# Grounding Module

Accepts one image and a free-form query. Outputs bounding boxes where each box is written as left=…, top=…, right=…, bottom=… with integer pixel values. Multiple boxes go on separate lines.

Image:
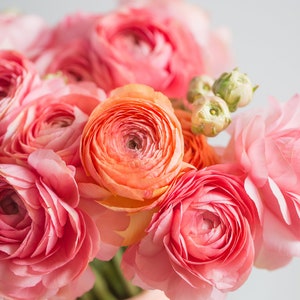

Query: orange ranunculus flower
left=80, top=83, right=186, bottom=211
left=175, top=109, right=219, bottom=169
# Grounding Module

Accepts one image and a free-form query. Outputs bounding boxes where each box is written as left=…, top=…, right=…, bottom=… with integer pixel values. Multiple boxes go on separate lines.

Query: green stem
left=92, top=261, right=118, bottom=300
left=78, top=248, right=142, bottom=299
left=110, top=250, right=141, bottom=297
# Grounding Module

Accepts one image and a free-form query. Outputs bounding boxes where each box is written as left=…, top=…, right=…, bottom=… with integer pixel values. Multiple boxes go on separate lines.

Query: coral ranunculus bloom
left=80, top=83, right=187, bottom=211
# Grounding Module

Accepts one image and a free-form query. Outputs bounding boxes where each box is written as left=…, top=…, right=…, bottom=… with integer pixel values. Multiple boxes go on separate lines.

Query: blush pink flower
left=0, top=11, right=52, bottom=61
left=0, top=76, right=105, bottom=166
left=80, top=83, right=188, bottom=211
left=88, top=0, right=233, bottom=98
left=122, top=164, right=260, bottom=300
left=222, top=95, right=300, bottom=269
left=0, top=149, right=99, bottom=300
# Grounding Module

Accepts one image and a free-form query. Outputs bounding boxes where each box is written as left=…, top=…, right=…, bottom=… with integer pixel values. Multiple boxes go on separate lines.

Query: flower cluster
left=0, top=1, right=299, bottom=300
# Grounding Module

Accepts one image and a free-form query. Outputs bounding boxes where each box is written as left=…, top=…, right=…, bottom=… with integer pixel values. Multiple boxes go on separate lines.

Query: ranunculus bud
left=212, top=68, right=258, bottom=112
left=187, top=75, right=214, bottom=103
left=191, top=95, right=231, bottom=137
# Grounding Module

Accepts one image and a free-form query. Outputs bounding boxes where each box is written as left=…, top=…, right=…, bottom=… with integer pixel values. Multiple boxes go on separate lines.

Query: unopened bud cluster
left=187, top=68, right=257, bottom=137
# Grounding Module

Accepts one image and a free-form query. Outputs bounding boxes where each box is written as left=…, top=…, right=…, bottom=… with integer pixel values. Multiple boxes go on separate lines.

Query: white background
left=0, top=1, right=299, bottom=299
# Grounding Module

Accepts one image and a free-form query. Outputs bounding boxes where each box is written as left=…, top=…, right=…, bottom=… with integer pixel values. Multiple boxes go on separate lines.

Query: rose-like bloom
left=175, top=109, right=219, bottom=169
left=80, top=83, right=188, bottom=211
left=0, top=11, right=52, bottom=61
left=0, top=50, right=40, bottom=123
left=122, top=0, right=234, bottom=76
left=122, top=164, right=260, bottom=300
left=88, top=0, right=233, bottom=99
left=222, top=95, right=300, bottom=269
left=0, top=150, right=99, bottom=299
left=0, top=76, right=105, bottom=166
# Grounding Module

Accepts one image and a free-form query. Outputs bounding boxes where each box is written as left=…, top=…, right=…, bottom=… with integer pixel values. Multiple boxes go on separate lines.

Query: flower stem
left=79, top=248, right=142, bottom=299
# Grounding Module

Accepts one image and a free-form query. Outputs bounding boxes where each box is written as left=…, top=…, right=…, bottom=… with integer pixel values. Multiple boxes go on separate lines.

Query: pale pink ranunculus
left=0, top=11, right=52, bottom=61
left=222, top=95, right=300, bottom=269
left=0, top=76, right=106, bottom=166
left=122, top=164, right=260, bottom=300
left=0, top=149, right=100, bottom=300
left=88, top=0, right=233, bottom=99
left=0, top=50, right=40, bottom=124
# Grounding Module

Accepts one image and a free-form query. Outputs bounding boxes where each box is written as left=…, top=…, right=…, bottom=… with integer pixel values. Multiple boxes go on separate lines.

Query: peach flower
left=80, top=83, right=188, bottom=211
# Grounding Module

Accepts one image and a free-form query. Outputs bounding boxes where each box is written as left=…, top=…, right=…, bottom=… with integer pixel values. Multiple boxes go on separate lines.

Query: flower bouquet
left=0, top=0, right=299, bottom=300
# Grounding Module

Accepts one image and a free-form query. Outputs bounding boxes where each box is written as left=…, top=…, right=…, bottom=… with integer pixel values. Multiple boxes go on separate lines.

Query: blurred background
left=0, top=0, right=299, bottom=299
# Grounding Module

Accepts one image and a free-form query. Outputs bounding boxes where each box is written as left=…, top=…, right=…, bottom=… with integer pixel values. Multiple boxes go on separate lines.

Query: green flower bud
left=187, top=75, right=214, bottom=103
left=191, top=95, right=231, bottom=137
left=212, top=68, right=258, bottom=112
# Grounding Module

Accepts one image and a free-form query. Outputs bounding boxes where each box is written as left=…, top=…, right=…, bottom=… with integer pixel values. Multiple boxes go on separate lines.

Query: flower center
left=0, top=196, right=19, bottom=215
left=126, top=135, right=143, bottom=151
left=46, top=115, right=74, bottom=128
left=127, top=139, right=141, bottom=150
left=200, top=211, right=220, bottom=233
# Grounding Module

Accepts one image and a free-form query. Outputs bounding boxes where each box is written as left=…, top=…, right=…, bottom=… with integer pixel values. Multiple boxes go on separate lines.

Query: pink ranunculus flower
left=0, top=76, right=106, bottom=166
left=0, top=149, right=100, bottom=300
left=88, top=0, right=233, bottom=99
left=122, top=164, right=260, bottom=300
left=0, top=11, right=52, bottom=61
left=222, top=95, right=300, bottom=269
left=0, top=50, right=40, bottom=123
left=118, top=0, right=234, bottom=77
